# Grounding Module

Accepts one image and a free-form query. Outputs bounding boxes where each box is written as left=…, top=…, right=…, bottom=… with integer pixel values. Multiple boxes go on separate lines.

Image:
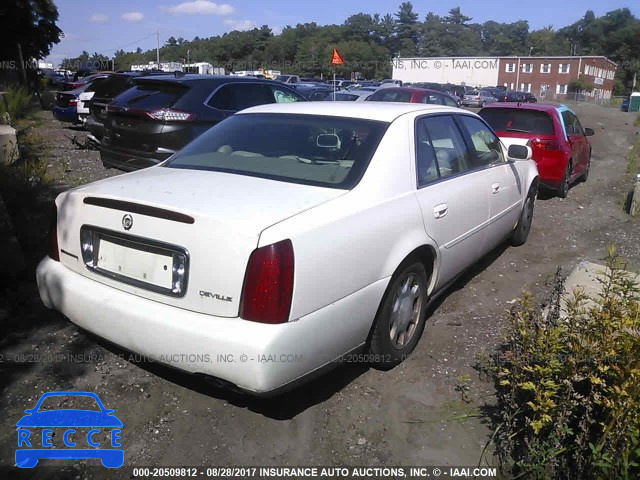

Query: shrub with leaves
left=491, top=248, right=640, bottom=479
left=0, top=86, right=33, bottom=125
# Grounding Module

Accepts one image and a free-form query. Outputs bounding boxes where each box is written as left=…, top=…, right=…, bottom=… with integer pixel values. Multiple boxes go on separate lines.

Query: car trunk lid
left=55, top=167, right=345, bottom=318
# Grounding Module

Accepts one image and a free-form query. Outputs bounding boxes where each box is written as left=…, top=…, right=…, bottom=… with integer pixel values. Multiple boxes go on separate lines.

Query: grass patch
left=484, top=249, right=640, bottom=479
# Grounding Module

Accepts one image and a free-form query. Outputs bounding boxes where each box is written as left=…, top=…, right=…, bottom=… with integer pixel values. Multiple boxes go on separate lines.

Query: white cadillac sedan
left=37, top=103, right=538, bottom=394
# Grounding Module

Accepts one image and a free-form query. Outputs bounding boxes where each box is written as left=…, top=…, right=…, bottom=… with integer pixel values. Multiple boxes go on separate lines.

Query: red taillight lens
left=240, top=240, right=294, bottom=324
left=49, top=205, right=59, bottom=261
left=145, top=108, right=195, bottom=122
left=530, top=138, right=561, bottom=151
left=69, top=98, right=78, bottom=106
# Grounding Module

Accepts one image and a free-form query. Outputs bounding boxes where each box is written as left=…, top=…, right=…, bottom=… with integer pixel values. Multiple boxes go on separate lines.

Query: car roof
left=374, top=86, right=446, bottom=95
left=238, top=102, right=461, bottom=122
left=133, top=74, right=285, bottom=85
left=481, top=102, right=559, bottom=114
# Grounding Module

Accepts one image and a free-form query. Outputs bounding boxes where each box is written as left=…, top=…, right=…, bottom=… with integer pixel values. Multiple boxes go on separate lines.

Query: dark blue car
left=16, top=391, right=123, bottom=468
left=52, top=85, right=88, bottom=124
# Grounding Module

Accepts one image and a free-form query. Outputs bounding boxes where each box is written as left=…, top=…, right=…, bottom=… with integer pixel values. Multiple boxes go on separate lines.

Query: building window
left=540, top=63, right=551, bottom=74
left=556, top=84, right=567, bottom=95
left=505, top=63, right=515, bottom=73
left=559, top=63, right=570, bottom=74
left=519, top=83, right=531, bottom=92
left=521, top=63, right=533, bottom=73
left=509, top=82, right=515, bottom=90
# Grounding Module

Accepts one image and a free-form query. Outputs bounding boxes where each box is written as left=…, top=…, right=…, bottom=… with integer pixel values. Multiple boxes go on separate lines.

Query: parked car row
left=38, top=59, right=598, bottom=396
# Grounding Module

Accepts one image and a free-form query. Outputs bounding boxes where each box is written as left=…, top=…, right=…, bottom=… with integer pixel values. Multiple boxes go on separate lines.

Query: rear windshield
left=479, top=108, right=555, bottom=136
left=94, top=75, right=135, bottom=99
left=370, top=90, right=412, bottom=102
left=112, top=81, right=189, bottom=109
left=165, top=113, right=389, bottom=189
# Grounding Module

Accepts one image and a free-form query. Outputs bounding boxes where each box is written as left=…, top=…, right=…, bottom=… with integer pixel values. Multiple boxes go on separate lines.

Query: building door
left=539, top=84, right=547, bottom=99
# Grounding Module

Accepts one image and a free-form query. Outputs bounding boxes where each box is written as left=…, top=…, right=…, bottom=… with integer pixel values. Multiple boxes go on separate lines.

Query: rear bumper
left=36, top=257, right=383, bottom=393
left=52, top=106, right=79, bottom=124
left=534, top=154, right=570, bottom=189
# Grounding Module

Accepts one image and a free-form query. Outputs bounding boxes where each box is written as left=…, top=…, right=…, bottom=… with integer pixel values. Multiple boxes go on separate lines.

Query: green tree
left=0, top=0, right=62, bottom=64
left=394, top=2, right=421, bottom=56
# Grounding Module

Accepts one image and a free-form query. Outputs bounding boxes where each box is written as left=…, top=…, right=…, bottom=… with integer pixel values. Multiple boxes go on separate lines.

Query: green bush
left=489, top=249, right=640, bottom=479
left=0, top=86, right=33, bottom=125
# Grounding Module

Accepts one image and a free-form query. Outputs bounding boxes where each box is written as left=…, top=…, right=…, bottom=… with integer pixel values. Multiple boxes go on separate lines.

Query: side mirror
left=508, top=144, right=532, bottom=161
left=584, top=127, right=595, bottom=136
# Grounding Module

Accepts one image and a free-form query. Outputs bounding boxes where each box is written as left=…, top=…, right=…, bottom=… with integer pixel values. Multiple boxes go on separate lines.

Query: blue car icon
left=16, top=391, right=123, bottom=468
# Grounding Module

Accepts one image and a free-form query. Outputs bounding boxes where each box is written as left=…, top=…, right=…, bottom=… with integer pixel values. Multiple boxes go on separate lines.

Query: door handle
left=433, top=204, right=448, bottom=219
left=492, top=183, right=500, bottom=194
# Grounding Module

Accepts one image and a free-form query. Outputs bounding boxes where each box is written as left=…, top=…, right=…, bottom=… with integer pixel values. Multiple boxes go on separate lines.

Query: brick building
left=498, top=56, right=616, bottom=100
left=392, top=55, right=617, bottom=100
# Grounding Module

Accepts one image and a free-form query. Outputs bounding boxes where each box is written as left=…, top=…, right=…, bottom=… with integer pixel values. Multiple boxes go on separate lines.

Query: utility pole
left=156, top=30, right=161, bottom=70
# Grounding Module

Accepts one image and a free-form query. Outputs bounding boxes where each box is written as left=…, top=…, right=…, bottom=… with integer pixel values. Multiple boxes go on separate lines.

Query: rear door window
left=415, top=115, right=471, bottom=185
left=479, top=108, right=555, bottom=136
left=208, top=83, right=273, bottom=111
left=561, top=110, right=579, bottom=135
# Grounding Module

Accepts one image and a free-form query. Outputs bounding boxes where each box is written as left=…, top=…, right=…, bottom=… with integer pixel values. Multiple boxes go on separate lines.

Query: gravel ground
left=0, top=105, right=638, bottom=479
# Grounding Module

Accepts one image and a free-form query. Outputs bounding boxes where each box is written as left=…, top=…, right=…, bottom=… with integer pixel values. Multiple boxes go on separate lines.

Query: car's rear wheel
left=481, top=101, right=486, bottom=107
left=510, top=185, right=536, bottom=246
left=558, top=161, right=572, bottom=198
left=369, top=262, right=428, bottom=369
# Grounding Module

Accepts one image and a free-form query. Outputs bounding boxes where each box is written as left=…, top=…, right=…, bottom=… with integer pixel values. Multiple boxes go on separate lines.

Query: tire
left=481, top=101, right=486, bottom=107
left=558, top=162, right=572, bottom=198
left=580, top=153, right=591, bottom=183
left=369, top=262, right=429, bottom=368
left=510, top=186, right=536, bottom=246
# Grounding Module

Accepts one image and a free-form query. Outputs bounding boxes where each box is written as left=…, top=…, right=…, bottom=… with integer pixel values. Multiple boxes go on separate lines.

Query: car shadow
left=81, top=329, right=369, bottom=420
left=424, top=241, right=510, bottom=316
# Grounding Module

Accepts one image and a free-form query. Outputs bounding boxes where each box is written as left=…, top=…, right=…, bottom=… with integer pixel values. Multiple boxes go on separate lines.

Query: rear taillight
left=240, top=239, right=294, bottom=324
left=145, top=108, right=195, bottom=122
left=530, top=138, right=561, bottom=151
left=69, top=98, right=78, bottom=106
left=48, top=205, right=59, bottom=261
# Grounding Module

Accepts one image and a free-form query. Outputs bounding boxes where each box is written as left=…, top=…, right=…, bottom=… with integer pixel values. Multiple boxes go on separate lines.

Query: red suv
left=479, top=103, right=594, bottom=197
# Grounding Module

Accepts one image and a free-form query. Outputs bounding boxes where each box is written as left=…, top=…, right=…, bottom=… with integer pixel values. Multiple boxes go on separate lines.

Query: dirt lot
left=0, top=104, right=639, bottom=478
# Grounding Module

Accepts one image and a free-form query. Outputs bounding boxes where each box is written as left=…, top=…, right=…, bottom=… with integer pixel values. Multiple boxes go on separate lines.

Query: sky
left=47, top=0, right=640, bottom=65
